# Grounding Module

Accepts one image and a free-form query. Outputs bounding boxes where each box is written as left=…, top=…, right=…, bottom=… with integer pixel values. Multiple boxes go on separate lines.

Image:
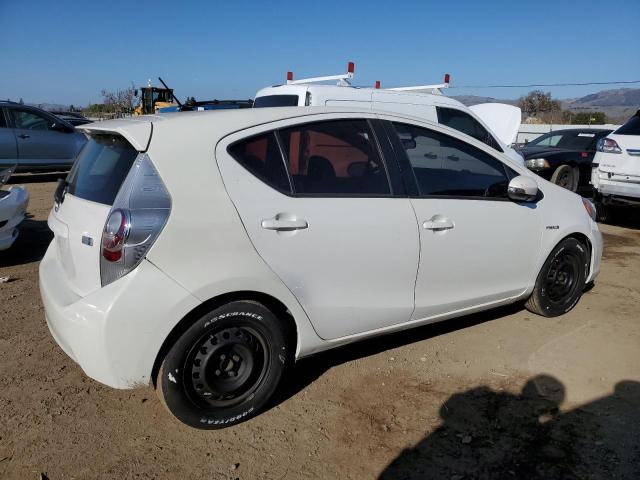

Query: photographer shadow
left=379, top=376, right=640, bottom=480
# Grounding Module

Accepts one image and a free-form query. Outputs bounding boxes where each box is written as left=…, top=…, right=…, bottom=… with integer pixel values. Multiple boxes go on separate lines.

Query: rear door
left=8, top=107, right=81, bottom=169
left=217, top=115, right=419, bottom=340
left=0, top=107, right=18, bottom=169
left=48, top=133, right=139, bottom=296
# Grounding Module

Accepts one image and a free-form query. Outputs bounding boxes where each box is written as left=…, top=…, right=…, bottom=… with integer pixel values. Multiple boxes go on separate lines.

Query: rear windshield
left=66, top=134, right=138, bottom=205
left=253, top=95, right=299, bottom=108
left=615, top=113, right=640, bottom=136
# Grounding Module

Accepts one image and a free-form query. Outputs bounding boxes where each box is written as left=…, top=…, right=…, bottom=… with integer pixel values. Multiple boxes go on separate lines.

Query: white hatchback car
left=40, top=107, right=602, bottom=429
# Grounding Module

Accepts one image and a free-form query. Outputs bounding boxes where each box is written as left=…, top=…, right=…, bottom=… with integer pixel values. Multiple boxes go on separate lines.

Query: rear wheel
left=550, top=165, right=577, bottom=192
left=157, top=301, right=289, bottom=429
left=525, top=238, right=589, bottom=317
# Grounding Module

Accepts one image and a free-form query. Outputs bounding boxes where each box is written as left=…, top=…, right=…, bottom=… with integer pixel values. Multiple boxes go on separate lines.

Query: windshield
left=528, top=131, right=598, bottom=150
left=66, top=134, right=138, bottom=205
left=253, top=95, right=300, bottom=108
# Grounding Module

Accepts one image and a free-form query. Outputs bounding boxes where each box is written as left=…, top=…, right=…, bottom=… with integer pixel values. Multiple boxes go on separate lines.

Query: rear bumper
left=0, top=185, right=29, bottom=250
left=39, top=244, right=200, bottom=389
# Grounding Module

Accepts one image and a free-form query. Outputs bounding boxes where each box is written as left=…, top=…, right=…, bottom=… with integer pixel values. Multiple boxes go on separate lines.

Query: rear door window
left=436, top=107, right=503, bottom=152
left=278, top=119, right=391, bottom=196
left=66, top=134, right=138, bottom=205
left=615, top=113, right=640, bottom=135
left=0, top=109, right=7, bottom=128
left=253, top=95, right=300, bottom=108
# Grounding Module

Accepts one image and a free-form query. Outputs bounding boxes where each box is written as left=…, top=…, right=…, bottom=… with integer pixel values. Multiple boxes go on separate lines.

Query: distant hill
left=452, top=88, right=639, bottom=123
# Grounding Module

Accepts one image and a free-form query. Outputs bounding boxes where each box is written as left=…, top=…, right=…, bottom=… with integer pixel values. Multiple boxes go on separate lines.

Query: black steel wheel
left=525, top=238, right=589, bottom=317
left=157, top=301, right=290, bottom=429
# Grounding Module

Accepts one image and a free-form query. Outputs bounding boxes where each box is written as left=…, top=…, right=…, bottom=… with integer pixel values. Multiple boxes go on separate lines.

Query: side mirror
left=51, top=122, right=72, bottom=133
left=508, top=175, right=539, bottom=202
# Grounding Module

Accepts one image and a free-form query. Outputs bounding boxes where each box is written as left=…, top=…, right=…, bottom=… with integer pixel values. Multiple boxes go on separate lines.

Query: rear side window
left=393, top=122, right=510, bottom=198
left=67, top=134, right=138, bottom=205
left=615, top=113, right=640, bottom=135
left=436, top=107, right=503, bottom=152
left=253, top=95, right=300, bottom=108
left=0, top=109, right=6, bottom=128
left=228, top=132, right=291, bottom=193
left=278, top=119, right=390, bottom=196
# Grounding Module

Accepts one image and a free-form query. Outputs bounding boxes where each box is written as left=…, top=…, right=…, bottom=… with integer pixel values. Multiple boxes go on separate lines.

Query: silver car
left=0, top=101, right=86, bottom=172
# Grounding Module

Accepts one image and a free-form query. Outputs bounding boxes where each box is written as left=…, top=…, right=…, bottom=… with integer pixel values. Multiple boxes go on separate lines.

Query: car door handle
left=423, top=217, right=455, bottom=231
left=424, top=152, right=438, bottom=159
left=261, top=217, right=308, bottom=231
left=18, top=133, right=30, bottom=139
left=447, top=155, right=459, bottom=161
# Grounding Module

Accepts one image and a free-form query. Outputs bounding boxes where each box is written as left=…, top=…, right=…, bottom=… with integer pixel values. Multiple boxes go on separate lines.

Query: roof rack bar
left=287, top=62, right=355, bottom=86
left=385, top=74, right=451, bottom=94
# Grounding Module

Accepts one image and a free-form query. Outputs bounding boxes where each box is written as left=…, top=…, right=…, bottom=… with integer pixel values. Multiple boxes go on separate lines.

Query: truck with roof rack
left=254, top=62, right=524, bottom=166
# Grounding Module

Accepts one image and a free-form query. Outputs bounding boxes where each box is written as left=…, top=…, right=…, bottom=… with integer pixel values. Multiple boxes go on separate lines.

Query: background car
left=0, top=101, right=86, bottom=172
left=591, top=110, right=640, bottom=221
left=516, top=128, right=612, bottom=192
left=0, top=164, right=29, bottom=250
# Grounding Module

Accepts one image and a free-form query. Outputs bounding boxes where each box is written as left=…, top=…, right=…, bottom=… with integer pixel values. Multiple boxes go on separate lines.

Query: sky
left=1, top=0, right=639, bottom=106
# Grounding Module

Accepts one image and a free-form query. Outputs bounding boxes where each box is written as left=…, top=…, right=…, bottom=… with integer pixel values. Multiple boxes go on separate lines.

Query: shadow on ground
left=0, top=216, right=52, bottom=268
left=378, top=376, right=640, bottom=480
left=601, top=207, right=640, bottom=230
left=274, top=303, right=524, bottom=409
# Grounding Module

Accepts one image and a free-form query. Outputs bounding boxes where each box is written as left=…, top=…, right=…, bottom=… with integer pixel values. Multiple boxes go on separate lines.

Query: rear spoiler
left=78, top=118, right=155, bottom=151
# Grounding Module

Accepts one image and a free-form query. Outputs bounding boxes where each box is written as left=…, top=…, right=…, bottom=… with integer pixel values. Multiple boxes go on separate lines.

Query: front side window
left=278, top=119, right=390, bottom=195
left=11, top=108, right=54, bottom=131
left=436, top=107, right=502, bottom=152
left=393, top=122, right=510, bottom=198
left=0, top=109, right=7, bottom=128
left=228, top=132, right=291, bottom=193
left=253, top=95, right=300, bottom=108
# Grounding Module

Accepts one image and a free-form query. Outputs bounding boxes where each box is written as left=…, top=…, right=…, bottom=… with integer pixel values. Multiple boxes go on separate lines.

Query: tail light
left=100, top=153, right=171, bottom=286
left=444, top=73, right=451, bottom=85
left=596, top=138, right=622, bottom=154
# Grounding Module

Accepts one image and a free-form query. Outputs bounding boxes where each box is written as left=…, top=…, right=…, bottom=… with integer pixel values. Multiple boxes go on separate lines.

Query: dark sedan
left=516, top=128, right=612, bottom=192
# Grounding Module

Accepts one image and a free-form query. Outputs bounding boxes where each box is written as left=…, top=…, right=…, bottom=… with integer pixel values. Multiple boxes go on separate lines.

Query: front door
left=217, top=116, right=420, bottom=340
left=388, top=120, right=541, bottom=319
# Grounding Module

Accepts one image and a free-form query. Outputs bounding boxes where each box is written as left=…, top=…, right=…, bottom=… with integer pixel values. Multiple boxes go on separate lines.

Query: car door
left=8, top=107, right=82, bottom=170
left=0, top=107, right=18, bottom=169
left=386, top=119, right=542, bottom=319
left=216, top=115, right=420, bottom=340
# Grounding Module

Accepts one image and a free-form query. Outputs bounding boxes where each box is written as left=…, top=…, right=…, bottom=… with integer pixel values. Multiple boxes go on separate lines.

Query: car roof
left=79, top=106, right=450, bottom=152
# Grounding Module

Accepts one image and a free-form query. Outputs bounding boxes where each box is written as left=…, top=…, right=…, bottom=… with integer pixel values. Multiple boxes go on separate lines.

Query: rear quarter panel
left=143, top=118, right=322, bottom=358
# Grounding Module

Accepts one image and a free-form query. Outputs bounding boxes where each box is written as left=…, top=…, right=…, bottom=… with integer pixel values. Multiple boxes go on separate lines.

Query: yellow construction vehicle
left=133, top=77, right=181, bottom=115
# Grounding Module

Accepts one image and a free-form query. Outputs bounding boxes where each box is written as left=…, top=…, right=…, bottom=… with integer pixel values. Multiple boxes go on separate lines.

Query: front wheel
left=157, top=301, right=289, bottom=429
left=525, top=238, right=589, bottom=317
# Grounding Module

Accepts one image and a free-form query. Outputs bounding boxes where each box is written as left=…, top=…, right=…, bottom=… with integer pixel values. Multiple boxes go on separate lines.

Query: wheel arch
left=150, top=290, right=298, bottom=387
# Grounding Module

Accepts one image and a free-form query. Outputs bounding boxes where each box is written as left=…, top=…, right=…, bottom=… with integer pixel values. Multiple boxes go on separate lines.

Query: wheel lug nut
left=232, top=355, right=240, bottom=362
left=215, top=369, right=221, bottom=376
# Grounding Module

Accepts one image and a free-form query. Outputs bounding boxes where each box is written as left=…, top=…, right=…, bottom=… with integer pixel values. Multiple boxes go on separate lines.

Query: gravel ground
left=1, top=176, right=639, bottom=479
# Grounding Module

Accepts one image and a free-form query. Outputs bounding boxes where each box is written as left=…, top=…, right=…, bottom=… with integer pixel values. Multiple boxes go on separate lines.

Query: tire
left=550, top=165, right=577, bottom=192
left=157, top=301, right=289, bottom=429
left=525, top=238, right=589, bottom=317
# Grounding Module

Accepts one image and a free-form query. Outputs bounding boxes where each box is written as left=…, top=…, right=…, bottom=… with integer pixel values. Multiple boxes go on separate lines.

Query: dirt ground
left=1, top=176, right=639, bottom=480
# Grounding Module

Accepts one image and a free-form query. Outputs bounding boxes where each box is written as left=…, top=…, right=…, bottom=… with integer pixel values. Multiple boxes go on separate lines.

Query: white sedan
left=40, top=107, right=602, bottom=429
